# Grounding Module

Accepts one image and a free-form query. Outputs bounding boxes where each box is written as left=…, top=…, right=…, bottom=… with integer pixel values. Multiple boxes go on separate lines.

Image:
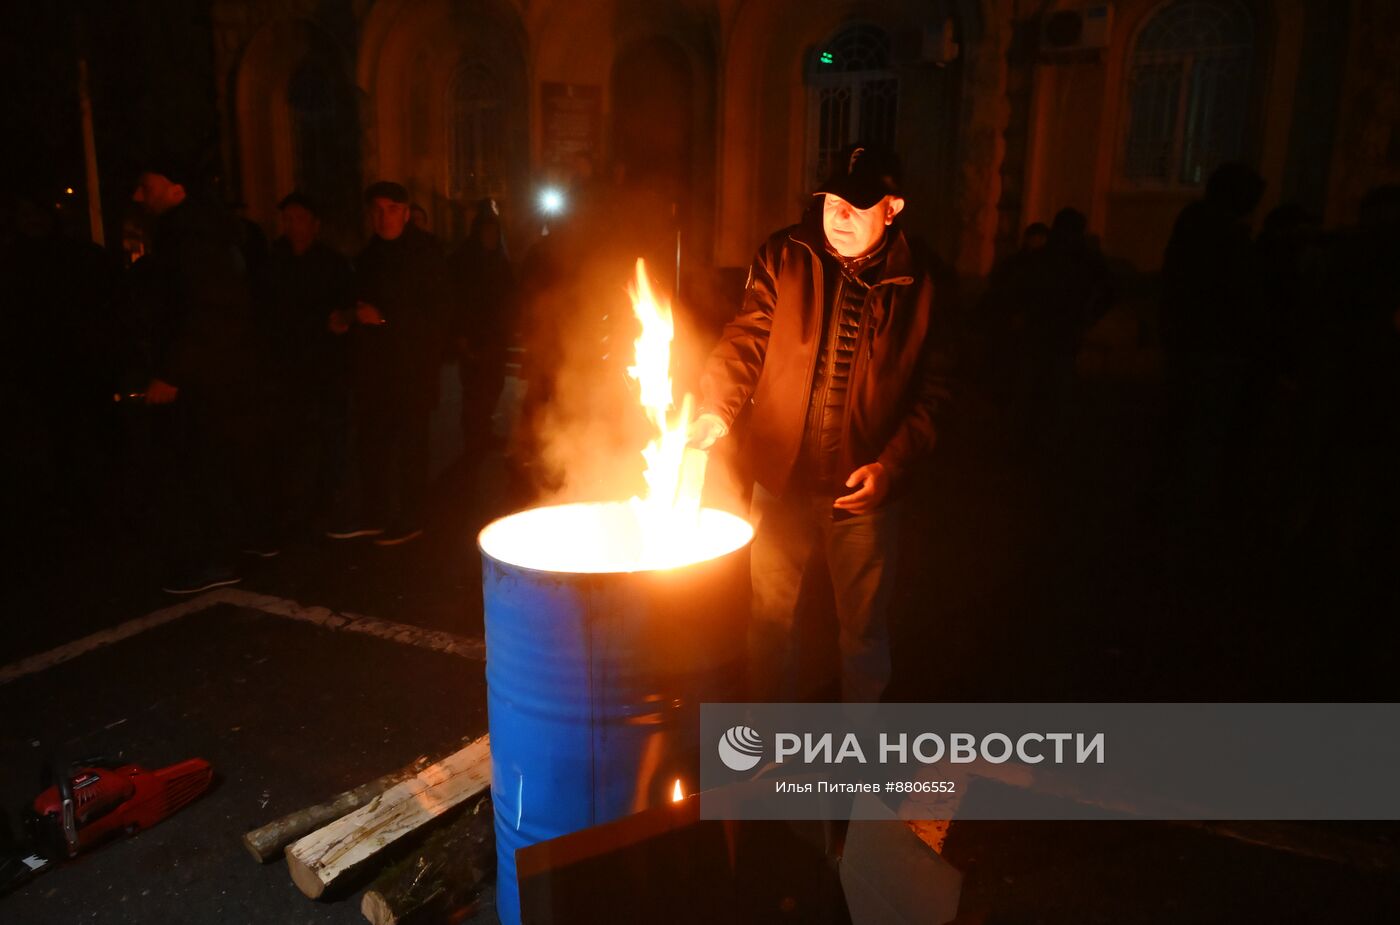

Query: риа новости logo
left=718, top=725, right=764, bottom=771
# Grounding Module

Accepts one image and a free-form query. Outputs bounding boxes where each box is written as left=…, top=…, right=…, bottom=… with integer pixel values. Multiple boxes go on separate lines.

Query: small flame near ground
left=479, top=258, right=752, bottom=573
left=672, top=778, right=685, bottom=802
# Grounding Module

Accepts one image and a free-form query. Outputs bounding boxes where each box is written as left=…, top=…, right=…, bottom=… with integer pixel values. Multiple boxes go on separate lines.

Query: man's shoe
left=161, top=567, right=242, bottom=595
left=241, top=544, right=281, bottom=558
left=325, top=524, right=384, bottom=540
left=374, top=524, right=424, bottom=547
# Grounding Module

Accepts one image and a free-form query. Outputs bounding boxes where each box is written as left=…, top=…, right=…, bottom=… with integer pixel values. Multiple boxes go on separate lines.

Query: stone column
left=952, top=0, right=1012, bottom=278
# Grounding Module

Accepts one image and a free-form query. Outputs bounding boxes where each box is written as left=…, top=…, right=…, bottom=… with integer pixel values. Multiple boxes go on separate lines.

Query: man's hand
left=145, top=378, right=179, bottom=405
left=833, top=462, right=889, bottom=515
left=355, top=302, right=386, bottom=326
left=328, top=310, right=351, bottom=334
left=687, top=413, right=729, bottom=451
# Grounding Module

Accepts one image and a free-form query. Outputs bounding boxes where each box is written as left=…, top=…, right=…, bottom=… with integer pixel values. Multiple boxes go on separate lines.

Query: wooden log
left=286, top=735, right=491, bottom=899
left=242, top=755, right=436, bottom=863
left=359, top=796, right=495, bottom=925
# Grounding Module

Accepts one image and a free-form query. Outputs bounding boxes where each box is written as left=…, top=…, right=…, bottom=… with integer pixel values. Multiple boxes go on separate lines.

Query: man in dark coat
left=329, top=181, right=449, bottom=545
left=263, top=191, right=354, bottom=531
left=1158, top=162, right=1266, bottom=522
left=690, top=145, right=952, bottom=703
left=130, top=163, right=256, bottom=593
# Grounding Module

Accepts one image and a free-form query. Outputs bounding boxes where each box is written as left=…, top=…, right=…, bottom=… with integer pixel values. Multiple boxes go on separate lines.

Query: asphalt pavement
left=3, top=372, right=1398, bottom=923
left=1, top=602, right=485, bottom=924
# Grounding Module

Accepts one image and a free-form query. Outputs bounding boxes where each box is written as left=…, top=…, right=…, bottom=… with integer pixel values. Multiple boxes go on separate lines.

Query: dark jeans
left=748, top=483, right=902, bottom=703
left=355, top=396, right=430, bottom=528
left=309, top=386, right=351, bottom=521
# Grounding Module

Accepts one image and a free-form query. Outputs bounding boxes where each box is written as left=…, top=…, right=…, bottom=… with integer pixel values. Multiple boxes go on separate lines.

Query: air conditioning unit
left=1040, top=3, right=1113, bottom=54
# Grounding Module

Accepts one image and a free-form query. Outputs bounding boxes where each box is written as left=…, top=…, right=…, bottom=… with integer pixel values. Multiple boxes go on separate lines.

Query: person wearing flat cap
left=690, top=144, right=952, bottom=703
left=328, top=180, right=450, bottom=547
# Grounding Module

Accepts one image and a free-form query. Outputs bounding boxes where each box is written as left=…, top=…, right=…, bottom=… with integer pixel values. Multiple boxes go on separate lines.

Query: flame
left=626, top=258, right=702, bottom=548
left=671, top=778, right=685, bottom=802
left=477, top=258, right=753, bottom=574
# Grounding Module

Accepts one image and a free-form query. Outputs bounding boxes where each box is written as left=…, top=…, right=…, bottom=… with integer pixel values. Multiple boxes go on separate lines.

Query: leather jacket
left=700, top=220, right=951, bottom=499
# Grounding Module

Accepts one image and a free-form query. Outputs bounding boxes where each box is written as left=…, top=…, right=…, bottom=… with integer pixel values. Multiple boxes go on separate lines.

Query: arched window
left=288, top=58, right=358, bottom=210
left=806, top=24, right=900, bottom=190
left=1122, top=0, right=1254, bottom=187
left=288, top=60, right=338, bottom=192
left=448, top=62, right=507, bottom=201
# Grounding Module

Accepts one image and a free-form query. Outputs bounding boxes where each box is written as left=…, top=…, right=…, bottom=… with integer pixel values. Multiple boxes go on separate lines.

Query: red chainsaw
left=1, top=756, right=213, bottom=894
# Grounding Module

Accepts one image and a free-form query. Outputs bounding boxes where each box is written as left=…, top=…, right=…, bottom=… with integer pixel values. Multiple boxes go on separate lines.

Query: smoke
left=530, top=337, right=650, bottom=505
left=510, top=175, right=749, bottom=516
left=513, top=245, right=653, bottom=506
left=513, top=257, right=747, bottom=517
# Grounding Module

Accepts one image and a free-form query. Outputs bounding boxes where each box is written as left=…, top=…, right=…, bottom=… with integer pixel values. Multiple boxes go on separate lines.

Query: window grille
left=1122, top=0, right=1254, bottom=187
left=806, top=24, right=900, bottom=190
left=288, top=61, right=338, bottom=194
left=448, top=63, right=507, bottom=201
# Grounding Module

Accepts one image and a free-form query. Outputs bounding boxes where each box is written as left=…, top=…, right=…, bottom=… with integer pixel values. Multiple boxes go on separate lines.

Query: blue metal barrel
left=480, top=506, right=751, bottom=925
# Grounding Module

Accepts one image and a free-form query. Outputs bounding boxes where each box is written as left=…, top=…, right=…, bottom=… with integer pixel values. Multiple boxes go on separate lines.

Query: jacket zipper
left=812, top=273, right=843, bottom=440
left=842, top=285, right=877, bottom=465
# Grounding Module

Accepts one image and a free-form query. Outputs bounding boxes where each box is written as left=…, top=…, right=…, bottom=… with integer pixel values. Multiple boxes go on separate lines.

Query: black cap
left=364, top=180, right=409, bottom=204
left=277, top=190, right=320, bottom=216
left=815, top=144, right=903, bottom=209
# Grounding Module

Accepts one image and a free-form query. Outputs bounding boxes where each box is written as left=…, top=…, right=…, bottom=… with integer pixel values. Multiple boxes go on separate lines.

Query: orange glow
left=478, top=501, right=750, bottom=573
left=671, top=778, right=685, bottom=802
left=478, top=259, right=754, bottom=573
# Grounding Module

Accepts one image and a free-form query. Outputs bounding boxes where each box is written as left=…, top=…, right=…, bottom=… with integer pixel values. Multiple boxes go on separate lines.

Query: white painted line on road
left=227, top=589, right=486, bottom=661
left=0, top=588, right=484, bottom=685
left=0, top=593, right=223, bottom=685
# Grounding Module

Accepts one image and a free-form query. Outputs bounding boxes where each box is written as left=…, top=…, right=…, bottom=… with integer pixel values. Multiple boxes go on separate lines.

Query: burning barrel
left=479, top=500, right=753, bottom=925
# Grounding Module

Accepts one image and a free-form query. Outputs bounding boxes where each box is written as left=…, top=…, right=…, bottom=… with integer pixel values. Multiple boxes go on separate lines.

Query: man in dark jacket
left=131, top=163, right=256, bottom=593
left=329, top=181, right=449, bottom=545
left=691, top=145, right=952, bottom=702
left=264, top=192, right=354, bottom=530
left=1158, top=163, right=1266, bottom=522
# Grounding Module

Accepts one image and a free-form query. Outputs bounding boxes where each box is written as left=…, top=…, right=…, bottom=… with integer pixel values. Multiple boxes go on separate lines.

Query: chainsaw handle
left=55, top=765, right=79, bottom=858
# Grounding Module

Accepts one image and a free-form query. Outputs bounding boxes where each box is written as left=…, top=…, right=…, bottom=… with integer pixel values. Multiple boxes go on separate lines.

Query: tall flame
left=477, top=258, right=752, bottom=575
left=626, top=259, right=704, bottom=553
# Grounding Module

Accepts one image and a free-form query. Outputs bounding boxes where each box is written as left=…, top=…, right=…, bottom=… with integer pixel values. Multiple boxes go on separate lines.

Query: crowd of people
left=1158, top=171, right=1399, bottom=597
left=2, top=157, right=1396, bottom=609
left=5, top=166, right=516, bottom=594
left=971, top=165, right=1399, bottom=600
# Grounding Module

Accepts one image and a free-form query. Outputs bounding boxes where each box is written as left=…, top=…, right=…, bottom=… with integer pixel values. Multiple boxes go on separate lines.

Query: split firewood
left=359, top=796, right=495, bottom=925
left=243, top=754, right=439, bottom=863
left=286, top=735, right=491, bottom=899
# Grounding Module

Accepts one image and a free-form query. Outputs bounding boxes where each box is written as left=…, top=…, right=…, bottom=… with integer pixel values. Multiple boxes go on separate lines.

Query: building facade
left=212, top=0, right=1397, bottom=275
